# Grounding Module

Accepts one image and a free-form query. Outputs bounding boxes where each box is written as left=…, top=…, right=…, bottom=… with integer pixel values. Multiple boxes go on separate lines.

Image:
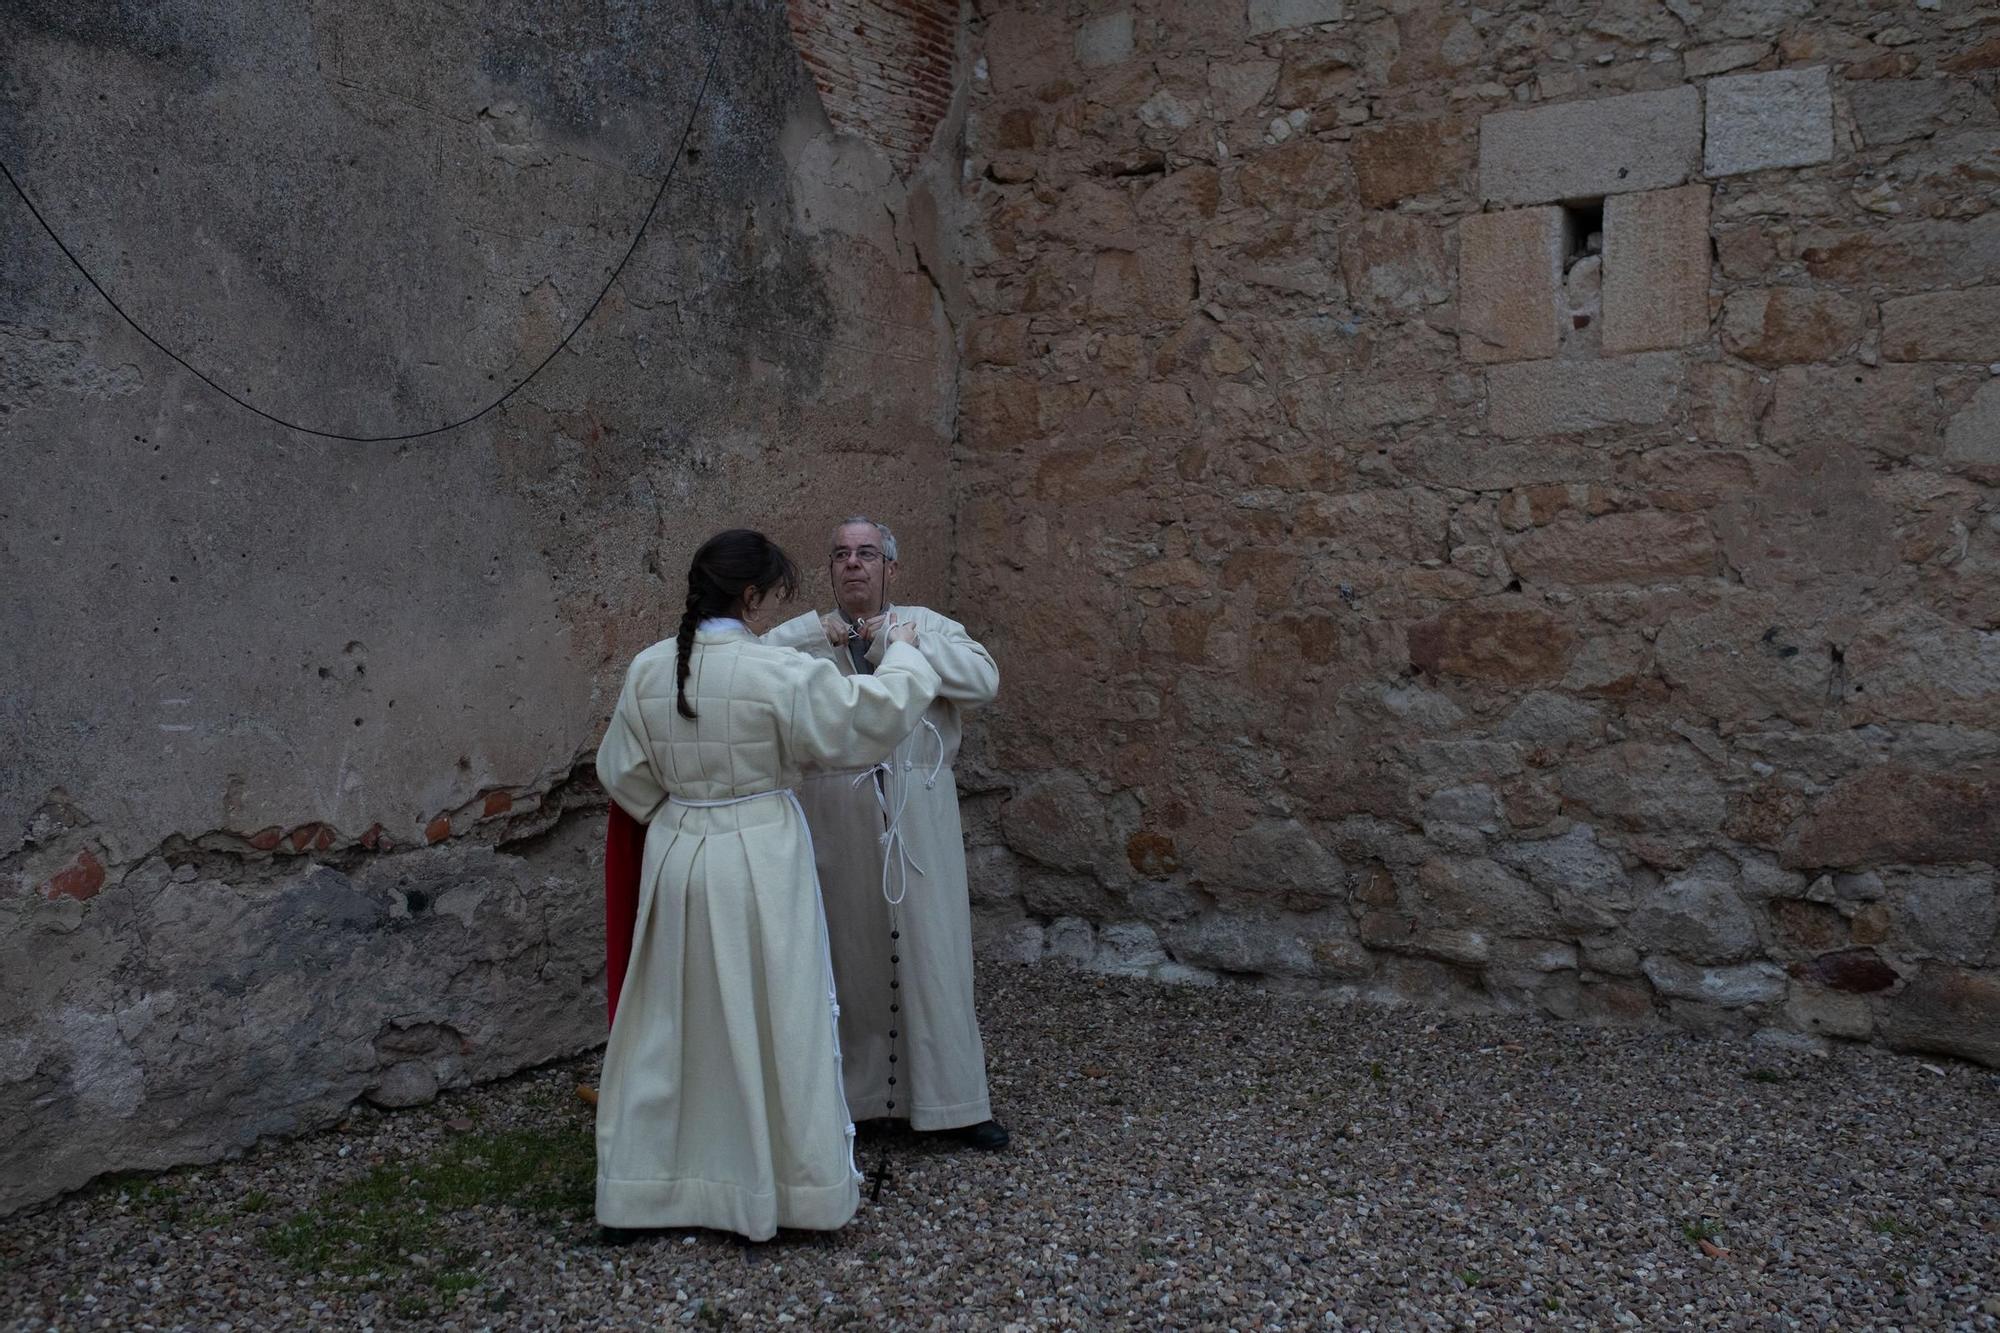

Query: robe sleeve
left=921, top=614, right=1000, bottom=707
left=781, top=642, right=942, bottom=772
left=594, top=678, right=669, bottom=823
left=758, top=608, right=827, bottom=652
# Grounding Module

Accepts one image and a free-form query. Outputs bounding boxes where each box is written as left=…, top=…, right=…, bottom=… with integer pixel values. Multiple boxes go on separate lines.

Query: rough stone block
left=1088, top=244, right=1196, bottom=320
left=1247, top=0, right=1343, bottom=36
left=1848, top=79, right=1955, bottom=147
left=984, top=12, right=1070, bottom=92
left=1075, top=11, right=1135, bottom=67
left=1718, top=287, right=1867, bottom=366
left=1603, top=185, right=1712, bottom=354
left=1406, top=602, right=1576, bottom=686
left=1880, top=964, right=2000, bottom=1067
left=1343, top=214, right=1450, bottom=313
left=1496, top=824, right=1632, bottom=928
left=1763, top=365, right=1942, bottom=459
left=1486, top=351, right=1683, bottom=437
left=1164, top=912, right=1319, bottom=976
left=1704, top=67, right=1834, bottom=176
left=1561, top=744, right=1727, bottom=835
left=1479, top=86, right=1701, bottom=205
left=1458, top=207, right=1564, bottom=363
left=1945, top=380, right=2000, bottom=468
left=1629, top=876, right=1760, bottom=963
left=1782, top=767, right=2000, bottom=869
left=1506, top=511, right=1718, bottom=585
left=1352, top=118, right=1467, bottom=209
left=1881, top=288, right=2000, bottom=363
left=1001, top=772, right=1112, bottom=873
left=1798, top=216, right=2000, bottom=287
left=1685, top=40, right=1772, bottom=78
left=1785, top=985, right=1874, bottom=1040
left=1643, top=956, right=1788, bottom=1007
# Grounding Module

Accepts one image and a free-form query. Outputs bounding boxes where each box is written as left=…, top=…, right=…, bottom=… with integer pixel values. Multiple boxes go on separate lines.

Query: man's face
left=829, top=522, right=896, bottom=618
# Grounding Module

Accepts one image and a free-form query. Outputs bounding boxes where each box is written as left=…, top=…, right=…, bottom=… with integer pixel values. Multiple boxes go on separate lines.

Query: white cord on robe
left=668, top=787, right=864, bottom=1184
left=849, top=719, right=946, bottom=907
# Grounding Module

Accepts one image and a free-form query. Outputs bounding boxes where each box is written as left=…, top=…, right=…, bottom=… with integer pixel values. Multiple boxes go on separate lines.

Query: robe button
left=890, top=980, right=899, bottom=990
left=888, top=1055, right=897, bottom=1064
left=889, top=1029, right=898, bottom=1039
left=891, top=931, right=900, bottom=940
left=891, top=955, right=899, bottom=964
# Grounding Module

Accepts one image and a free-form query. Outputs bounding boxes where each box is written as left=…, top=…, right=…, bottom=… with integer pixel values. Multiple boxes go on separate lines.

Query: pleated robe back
left=592, top=626, right=941, bottom=1239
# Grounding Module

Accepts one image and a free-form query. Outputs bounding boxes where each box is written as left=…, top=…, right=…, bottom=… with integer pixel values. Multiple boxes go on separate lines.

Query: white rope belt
left=847, top=720, right=946, bottom=907
left=663, top=786, right=864, bottom=1184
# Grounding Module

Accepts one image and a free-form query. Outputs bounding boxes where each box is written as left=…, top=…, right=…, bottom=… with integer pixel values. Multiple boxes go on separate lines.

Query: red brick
left=426, top=816, right=453, bottom=845
left=246, top=827, right=283, bottom=852
left=287, top=824, right=321, bottom=853
left=42, top=850, right=106, bottom=902
left=482, top=790, right=514, bottom=818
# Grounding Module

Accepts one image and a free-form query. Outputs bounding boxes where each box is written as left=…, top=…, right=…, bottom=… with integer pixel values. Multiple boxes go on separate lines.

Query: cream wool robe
left=764, top=606, right=1000, bottom=1130
left=593, top=624, right=941, bottom=1239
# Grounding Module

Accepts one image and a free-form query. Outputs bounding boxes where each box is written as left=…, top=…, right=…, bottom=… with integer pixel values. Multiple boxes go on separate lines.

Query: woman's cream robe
left=763, top=606, right=1000, bottom=1130
left=593, top=624, right=940, bottom=1239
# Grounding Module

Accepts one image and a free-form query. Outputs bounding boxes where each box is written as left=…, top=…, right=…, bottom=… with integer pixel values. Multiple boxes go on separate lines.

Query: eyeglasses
left=830, top=547, right=884, bottom=564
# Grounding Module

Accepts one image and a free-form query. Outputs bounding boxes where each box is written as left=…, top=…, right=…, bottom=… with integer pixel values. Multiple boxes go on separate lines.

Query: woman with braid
left=593, top=529, right=939, bottom=1242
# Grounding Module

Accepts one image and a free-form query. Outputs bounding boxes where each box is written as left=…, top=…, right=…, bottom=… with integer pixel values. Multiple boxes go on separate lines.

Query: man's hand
left=826, top=612, right=891, bottom=646
left=887, top=614, right=918, bottom=648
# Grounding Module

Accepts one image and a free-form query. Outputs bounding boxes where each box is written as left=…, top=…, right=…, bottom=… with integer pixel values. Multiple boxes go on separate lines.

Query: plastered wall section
left=0, top=0, right=965, bottom=1213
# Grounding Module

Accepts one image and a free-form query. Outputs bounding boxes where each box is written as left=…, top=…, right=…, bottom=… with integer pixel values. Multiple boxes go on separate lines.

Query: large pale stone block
left=1603, top=185, right=1712, bottom=354
left=1881, top=288, right=2000, bottom=362
left=1458, top=207, right=1564, bottom=364
left=1075, top=11, right=1134, bottom=67
left=1248, top=0, right=1343, bottom=35
left=1479, top=87, right=1701, bottom=206
left=1487, top=351, right=1683, bottom=437
left=1704, top=67, right=1834, bottom=176
left=1945, top=380, right=2000, bottom=467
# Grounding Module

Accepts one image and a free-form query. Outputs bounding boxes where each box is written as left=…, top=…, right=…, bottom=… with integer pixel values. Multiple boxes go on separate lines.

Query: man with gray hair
left=762, top=517, right=1007, bottom=1151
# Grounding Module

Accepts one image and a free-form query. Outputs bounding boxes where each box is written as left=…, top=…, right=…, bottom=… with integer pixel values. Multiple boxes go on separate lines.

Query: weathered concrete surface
left=1, top=0, right=963, bottom=1211
left=0, top=800, right=605, bottom=1214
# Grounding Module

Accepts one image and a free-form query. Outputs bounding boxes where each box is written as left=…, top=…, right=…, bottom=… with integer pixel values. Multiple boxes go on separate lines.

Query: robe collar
left=694, top=617, right=753, bottom=643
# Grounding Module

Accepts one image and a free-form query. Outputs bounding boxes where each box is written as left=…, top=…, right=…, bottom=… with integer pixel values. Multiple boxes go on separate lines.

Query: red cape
left=603, top=803, right=645, bottom=1028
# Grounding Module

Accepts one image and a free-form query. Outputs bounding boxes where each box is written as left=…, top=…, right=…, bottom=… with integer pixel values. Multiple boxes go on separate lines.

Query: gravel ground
left=4, top=965, right=1998, bottom=1331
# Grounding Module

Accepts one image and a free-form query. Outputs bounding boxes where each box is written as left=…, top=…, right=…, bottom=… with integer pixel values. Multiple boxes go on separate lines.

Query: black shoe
left=598, top=1225, right=648, bottom=1246
left=945, top=1119, right=1009, bottom=1151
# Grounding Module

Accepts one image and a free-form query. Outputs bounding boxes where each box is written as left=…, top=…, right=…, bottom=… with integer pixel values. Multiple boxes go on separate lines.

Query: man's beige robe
left=593, top=625, right=940, bottom=1238
left=764, top=606, right=1000, bottom=1130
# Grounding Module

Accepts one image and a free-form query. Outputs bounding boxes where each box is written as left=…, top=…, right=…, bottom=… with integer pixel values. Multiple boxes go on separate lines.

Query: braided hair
left=674, top=529, right=800, bottom=719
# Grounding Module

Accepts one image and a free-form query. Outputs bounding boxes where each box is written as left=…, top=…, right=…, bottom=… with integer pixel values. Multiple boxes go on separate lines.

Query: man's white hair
left=833, top=515, right=898, bottom=562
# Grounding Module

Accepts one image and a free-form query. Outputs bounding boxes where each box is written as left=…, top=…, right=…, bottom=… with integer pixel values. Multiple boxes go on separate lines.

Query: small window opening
left=1562, top=200, right=1604, bottom=269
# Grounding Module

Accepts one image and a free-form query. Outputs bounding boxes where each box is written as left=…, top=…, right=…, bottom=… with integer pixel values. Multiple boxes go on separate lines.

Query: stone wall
left=952, top=0, right=1999, bottom=1066
left=0, top=0, right=964, bottom=1213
